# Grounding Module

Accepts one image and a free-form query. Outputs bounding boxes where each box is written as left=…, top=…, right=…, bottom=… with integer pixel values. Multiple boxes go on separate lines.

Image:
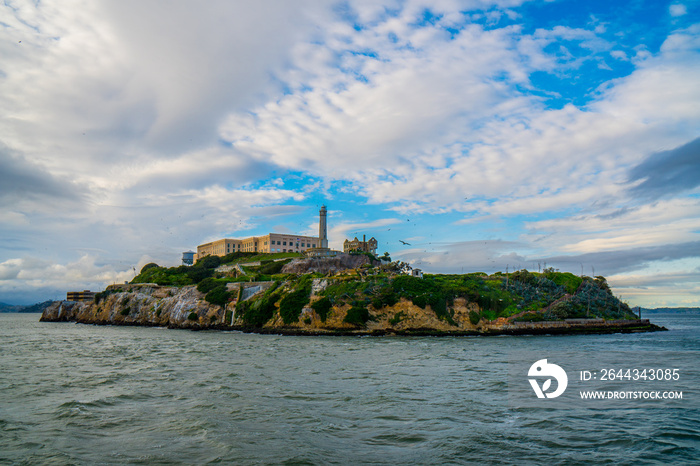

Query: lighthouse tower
left=305, top=204, right=335, bottom=257
left=319, top=205, right=328, bottom=248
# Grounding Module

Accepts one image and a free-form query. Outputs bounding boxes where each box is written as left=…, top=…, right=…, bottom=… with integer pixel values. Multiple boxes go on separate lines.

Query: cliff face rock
left=41, top=285, right=226, bottom=328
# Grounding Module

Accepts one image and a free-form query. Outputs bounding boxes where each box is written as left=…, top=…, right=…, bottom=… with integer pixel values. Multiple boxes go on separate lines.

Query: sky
left=1, top=0, right=699, bottom=307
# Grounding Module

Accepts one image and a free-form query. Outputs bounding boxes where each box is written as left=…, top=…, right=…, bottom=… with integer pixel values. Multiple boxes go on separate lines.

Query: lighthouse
left=319, top=205, right=328, bottom=248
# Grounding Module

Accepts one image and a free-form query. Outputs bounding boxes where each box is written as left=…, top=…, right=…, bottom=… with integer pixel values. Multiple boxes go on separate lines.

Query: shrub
left=187, top=312, right=199, bottom=321
left=205, top=285, right=232, bottom=307
left=311, top=297, right=332, bottom=322
left=389, top=311, right=404, bottom=326
left=515, top=312, right=545, bottom=322
left=140, top=263, right=160, bottom=274
left=412, top=294, right=428, bottom=308
left=240, top=288, right=280, bottom=327
left=374, top=286, right=398, bottom=308
left=196, top=255, right=221, bottom=269
left=510, top=269, right=536, bottom=285
left=279, top=285, right=311, bottom=325
left=186, top=267, right=214, bottom=284
left=197, top=277, right=219, bottom=294
left=304, top=317, right=312, bottom=325
left=545, top=301, right=572, bottom=320
left=120, top=307, right=130, bottom=316
left=344, top=304, right=370, bottom=326
left=546, top=272, right=583, bottom=294
left=469, top=310, right=481, bottom=325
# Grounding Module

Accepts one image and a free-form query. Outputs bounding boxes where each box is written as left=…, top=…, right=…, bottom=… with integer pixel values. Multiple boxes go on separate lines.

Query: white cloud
left=0, top=0, right=322, bottom=178
left=525, top=199, right=700, bottom=253
left=220, top=17, right=535, bottom=177
left=669, top=3, right=688, bottom=17
left=0, top=255, right=135, bottom=303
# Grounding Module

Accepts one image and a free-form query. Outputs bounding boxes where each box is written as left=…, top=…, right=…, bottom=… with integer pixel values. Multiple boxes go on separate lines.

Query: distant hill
left=0, top=301, right=57, bottom=313
left=642, top=307, right=700, bottom=314
left=0, top=302, right=22, bottom=313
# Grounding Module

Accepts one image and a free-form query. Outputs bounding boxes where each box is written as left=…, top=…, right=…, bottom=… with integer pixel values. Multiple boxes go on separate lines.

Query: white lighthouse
left=305, top=205, right=335, bottom=257
left=319, top=205, right=328, bottom=249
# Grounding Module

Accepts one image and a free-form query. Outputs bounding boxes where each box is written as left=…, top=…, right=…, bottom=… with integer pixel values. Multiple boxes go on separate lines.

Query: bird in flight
left=399, top=240, right=410, bottom=245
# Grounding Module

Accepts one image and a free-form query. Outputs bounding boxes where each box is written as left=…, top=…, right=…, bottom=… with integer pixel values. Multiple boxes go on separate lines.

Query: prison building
left=196, top=233, right=320, bottom=260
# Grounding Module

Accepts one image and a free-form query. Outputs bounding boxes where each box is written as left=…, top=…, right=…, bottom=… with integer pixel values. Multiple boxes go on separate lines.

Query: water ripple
left=1, top=314, right=698, bottom=464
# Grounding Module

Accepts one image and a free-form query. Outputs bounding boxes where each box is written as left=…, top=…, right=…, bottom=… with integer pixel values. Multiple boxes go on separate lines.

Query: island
left=41, top=252, right=665, bottom=335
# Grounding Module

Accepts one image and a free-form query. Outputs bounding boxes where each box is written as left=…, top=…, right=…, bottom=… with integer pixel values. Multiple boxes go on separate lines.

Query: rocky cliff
left=41, top=277, right=665, bottom=335
left=41, top=285, right=225, bottom=329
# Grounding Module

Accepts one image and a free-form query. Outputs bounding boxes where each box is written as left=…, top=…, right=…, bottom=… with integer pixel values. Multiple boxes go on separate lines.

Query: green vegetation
left=187, top=312, right=199, bottom=321
left=311, top=269, right=635, bottom=324
left=389, top=311, right=405, bottom=326
left=543, top=269, right=583, bottom=294
left=344, top=303, right=370, bottom=326
left=278, top=277, right=312, bottom=325
left=236, top=282, right=282, bottom=327
left=311, top=296, right=332, bottom=322
left=205, top=286, right=233, bottom=307
left=130, top=253, right=302, bottom=287
left=196, top=277, right=220, bottom=294
left=469, top=310, right=481, bottom=325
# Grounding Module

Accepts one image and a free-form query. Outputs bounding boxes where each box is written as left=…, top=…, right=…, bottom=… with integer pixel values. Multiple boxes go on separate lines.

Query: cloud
left=219, top=14, right=537, bottom=177
left=669, top=4, right=688, bottom=17
left=0, top=145, right=86, bottom=207
left=216, top=5, right=700, bottom=223
left=627, top=137, right=700, bottom=200
left=394, top=239, right=528, bottom=273
left=538, top=241, right=700, bottom=276
left=0, top=0, right=324, bottom=178
left=0, top=255, right=135, bottom=304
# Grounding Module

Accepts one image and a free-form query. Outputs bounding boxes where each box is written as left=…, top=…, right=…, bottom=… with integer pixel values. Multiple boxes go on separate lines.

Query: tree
left=140, top=263, right=159, bottom=274
left=381, top=260, right=412, bottom=274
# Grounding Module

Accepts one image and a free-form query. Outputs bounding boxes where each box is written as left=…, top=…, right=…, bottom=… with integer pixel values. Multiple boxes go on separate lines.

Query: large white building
left=196, top=233, right=320, bottom=260
left=195, top=206, right=328, bottom=261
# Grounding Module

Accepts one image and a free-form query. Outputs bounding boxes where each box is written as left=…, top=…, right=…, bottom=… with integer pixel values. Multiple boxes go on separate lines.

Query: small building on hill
left=66, top=290, right=95, bottom=302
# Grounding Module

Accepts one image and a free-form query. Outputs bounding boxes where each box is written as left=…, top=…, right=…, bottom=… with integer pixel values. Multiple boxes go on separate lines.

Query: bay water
left=1, top=313, right=698, bottom=464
